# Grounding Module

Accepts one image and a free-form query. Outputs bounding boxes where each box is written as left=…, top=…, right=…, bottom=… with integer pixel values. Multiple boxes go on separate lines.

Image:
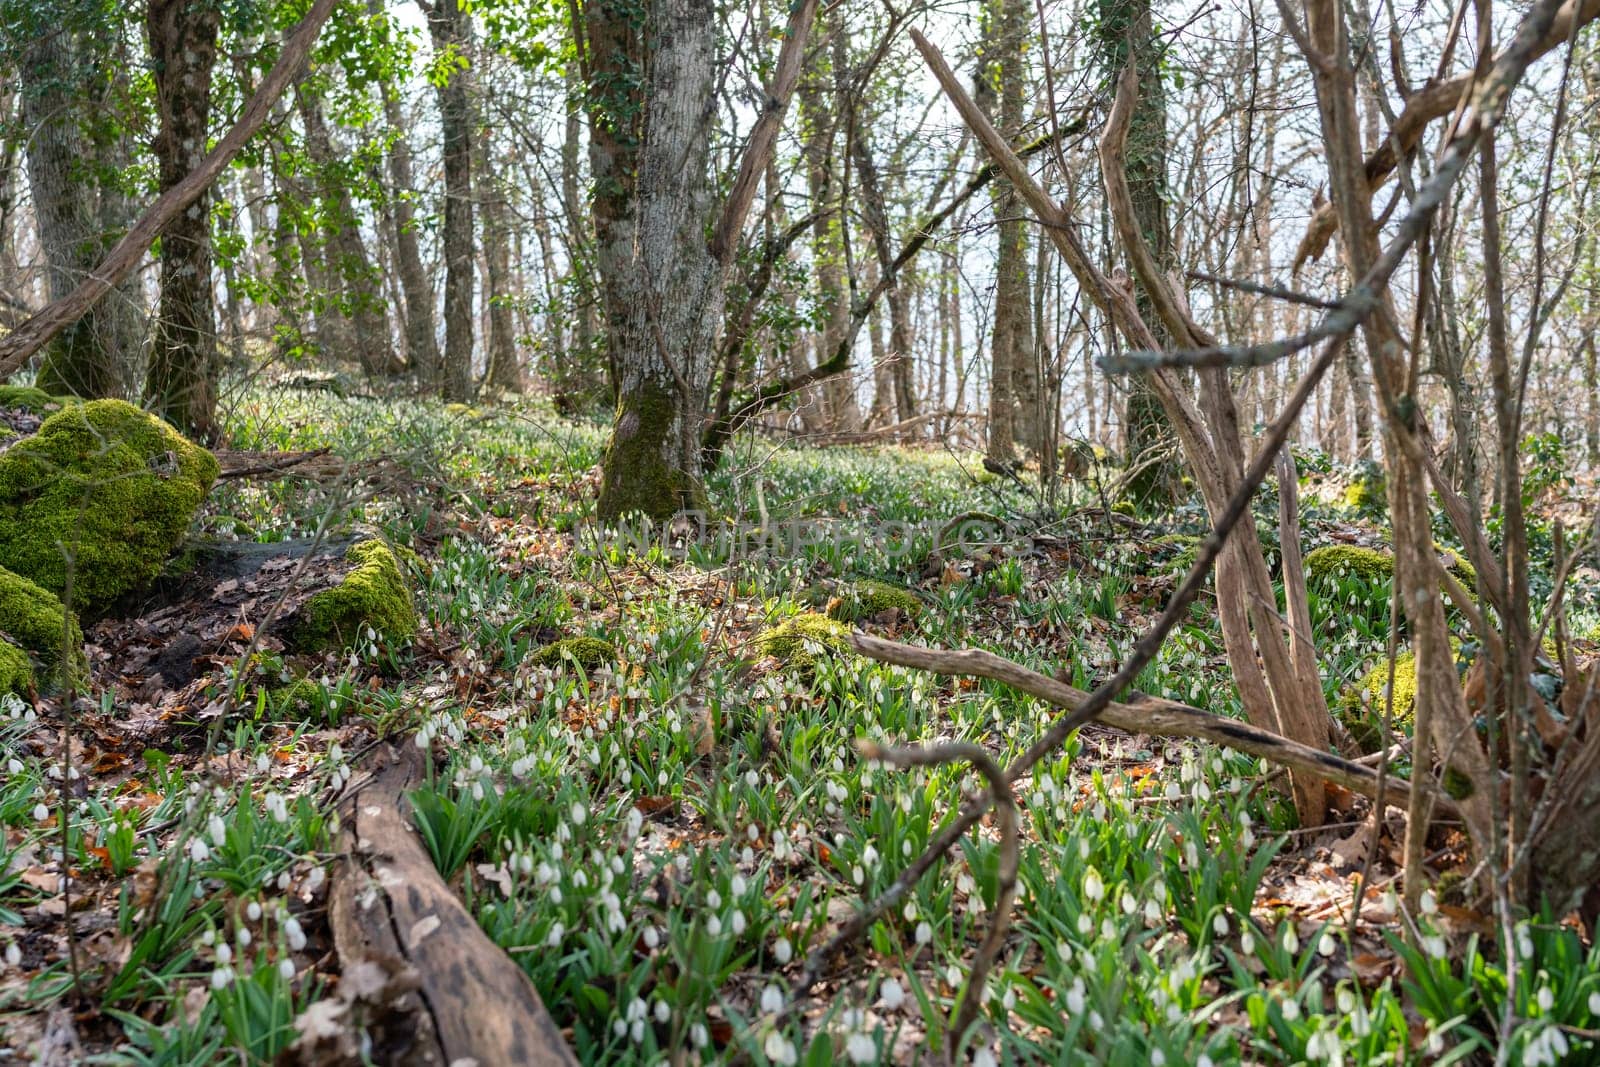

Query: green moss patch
left=0, top=640, right=32, bottom=696
left=1337, top=651, right=1417, bottom=752
left=530, top=636, right=617, bottom=671
left=294, top=541, right=417, bottom=653
left=826, top=579, right=921, bottom=623
left=0, top=565, right=83, bottom=691
left=0, top=386, right=74, bottom=415
left=1305, top=545, right=1395, bottom=585
left=757, top=613, right=850, bottom=670
left=0, top=399, right=219, bottom=613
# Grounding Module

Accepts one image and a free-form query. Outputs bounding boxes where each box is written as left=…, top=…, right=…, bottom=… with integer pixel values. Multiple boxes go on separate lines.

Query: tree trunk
left=1096, top=0, right=1176, bottom=501
left=478, top=110, right=521, bottom=392
left=423, top=0, right=475, bottom=402
left=377, top=47, right=442, bottom=385
left=18, top=27, right=137, bottom=399
left=144, top=0, right=222, bottom=438
left=588, top=0, right=722, bottom=521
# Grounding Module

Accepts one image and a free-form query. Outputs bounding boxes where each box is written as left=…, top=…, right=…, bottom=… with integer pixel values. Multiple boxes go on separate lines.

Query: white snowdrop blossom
left=774, top=937, right=793, bottom=965
left=1083, top=867, right=1105, bottom=902
left=1212, top=912, right=1229, bottom=936
left=761, top=984, right=784, bottom=1014
left=915, top=921, right=933, bottom=945
left=763, top=1031, right=798, bottom=1065
left=277, top=958, right=296, bottom=981
left=879, top=978, right=905, bottom=1010
left=1318, top=931, right=1337, bottom=957
left=32, top=803, right=49, bottom=823
left=845, top=1032, right=876, bottom=1064
left=188, top=838, right=210, bottom=863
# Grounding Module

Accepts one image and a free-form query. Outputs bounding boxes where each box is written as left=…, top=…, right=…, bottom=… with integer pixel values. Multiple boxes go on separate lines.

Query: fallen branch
left=850, top=633, right=1453, bottom=813
left=299, top=742, right=577, bottom=1065
left=214, top=448, right=334, bottom=480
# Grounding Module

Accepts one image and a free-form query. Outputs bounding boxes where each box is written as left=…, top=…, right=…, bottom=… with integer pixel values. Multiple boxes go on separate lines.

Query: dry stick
left=857, top=740, right=1017, bottom=1052
left=0, top=0, right=339, bottom=377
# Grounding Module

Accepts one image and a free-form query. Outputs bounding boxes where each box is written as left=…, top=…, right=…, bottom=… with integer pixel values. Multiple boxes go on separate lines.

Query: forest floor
left=2, top=384, right=1598, bottom=1064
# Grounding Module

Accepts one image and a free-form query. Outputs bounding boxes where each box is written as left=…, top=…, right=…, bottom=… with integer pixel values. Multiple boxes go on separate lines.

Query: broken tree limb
left=1290, top=0, right=1600, bottom=271
left=0, top=0, right=339, bottom=379
left=322, top=743, right=578, bottom=1066
left=215, top=448, right=334, bottom=480
left=849, top=633, right=1456, bottom=816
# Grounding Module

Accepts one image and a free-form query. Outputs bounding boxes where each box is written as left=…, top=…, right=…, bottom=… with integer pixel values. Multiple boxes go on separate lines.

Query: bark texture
left=422, top=0, right=476, bottom=402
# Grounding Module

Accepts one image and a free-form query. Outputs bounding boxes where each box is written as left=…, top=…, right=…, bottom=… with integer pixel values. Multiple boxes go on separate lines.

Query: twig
left=857, top=739, right=1017, bottom=1051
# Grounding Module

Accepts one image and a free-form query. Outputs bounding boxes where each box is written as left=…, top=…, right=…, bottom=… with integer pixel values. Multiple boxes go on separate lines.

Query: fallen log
left=285, top=742, right=577, bottom=1066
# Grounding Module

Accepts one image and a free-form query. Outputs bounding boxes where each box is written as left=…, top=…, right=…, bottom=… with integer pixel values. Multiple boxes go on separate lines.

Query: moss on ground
left=757, top=613, right=850, bottom=669
left=1337, top=651, right=1417, bottom=752
left=1305, top=543, right=1475, bottom=590
left=0, top=399, right=219, bottom=613
left=826, top=579, right=921, bottom=623
left=1305, top=544, right=1395, bottom=584
left=0, top=386, right=74, bottom=415
left=0, top=640, right=32, bottom=696
left=0, top=565, right=83, bottom=691
left=295, top=541, right=417, bottom=653
left=530, top=635, right=617, bottom=671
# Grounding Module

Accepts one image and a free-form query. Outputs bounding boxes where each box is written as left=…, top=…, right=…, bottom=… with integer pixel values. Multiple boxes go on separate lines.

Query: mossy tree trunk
left=144, top=0, right=222, bottom=441
left=18, top=14, right=143, bottom=400
left=582, top=0, right=815, bottom=523
left=586, top=0, right=720, bottom=523
left=1095, top=0, right=1177, bottom=504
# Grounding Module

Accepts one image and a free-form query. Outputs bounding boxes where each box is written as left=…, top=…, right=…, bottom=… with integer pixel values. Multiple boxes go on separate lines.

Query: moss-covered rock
left=0, top=386, right=74, bottom=415
left=1305, top=543, right=1475, bottom=590
left=1305, top=544, right=1394, bottom=584
left=0, top=565, right=83, bottom=692
left=530, top=635, right=617, bottom=671
left=826, top=579, right=921, bottom=623
left=0, top=640, right=32, bottom=697
left=294, top=541, right=417, bottom=652
left=0, top=399, right=218, bottom=613
left=1337, top=651, right=1417, bottom=752
left=757, top=612, right=850, bottom=670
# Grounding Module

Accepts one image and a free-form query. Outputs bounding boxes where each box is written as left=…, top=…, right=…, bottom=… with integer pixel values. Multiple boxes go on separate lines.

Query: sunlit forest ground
left=3, top=383, right=1598, bottom=1064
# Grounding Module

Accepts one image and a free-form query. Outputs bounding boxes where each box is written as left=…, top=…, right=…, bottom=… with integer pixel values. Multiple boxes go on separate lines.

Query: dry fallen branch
left=305, top=743, right=577, bottom=1066
left=850, top=634, right=1455, bottom=815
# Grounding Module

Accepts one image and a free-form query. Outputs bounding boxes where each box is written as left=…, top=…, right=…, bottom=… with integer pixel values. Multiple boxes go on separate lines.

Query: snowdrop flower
left=547, top=922, right=564, bottom=947
left=1318, top=931, right=1337, bottom=957
left=1283, top=926, right=1300, bottom=954
left=915, top=922, right=933, bottom=945
left=1082, top=867, right=1105, bottom=903
left=972, top=1048, right=997, bottom=1067
left=246, top=901, right=263, bottom=922
left=210, top=966, right=233, bottom=990
left=1420, top=889, right=1437, bottom=916
left=706, top=915, right=723, bottom=937
left=4, top=942, right=20, bottom=967
left=237, top=928, right=252, bottom=948
left=1535, top=985, right=1554, bottom=1013
left=643, top=925, right=660, bottom=950
left=845, top=1032, right=875, bottom=1064
left=216, top=943, right=233, bottom=965
left=1065, top=978, right=1086, bottom=1015
left=1240, top=929, right=1256, bottom=955
left=31, top=803, right=49, bottom=823
left=1198, top=1055, right=1215, bottom=1067
left=1077, top=913, right=1092, bottom=935
left=569, top=802, right=587, bottom=826
left=731, top=909, right=747, bottom=935
left=879, top=978, right=905, bottom=1010
left=773, top=936, right=793, bottom=965
left=1212, top=912, right=1229, bottom=937
left=654, top=1000, right=670, bottom=1024
left=277, top=958, right=296, bottom=981
left=1150, top=1049, right=1165, bottom=1066
left=761, top=984, right=784, bottom=1014
left=763, top=1031, right=797, bottom=1065
left=690, top=1023, right=709, bottom=1048
left=285, top=917, right=306, bottom=952
left=188, top=838, right=210, bottom=863
left=1589, top=991, right=1600, bottom=1015
left=1281, top=998, right=1300, bottom=1021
